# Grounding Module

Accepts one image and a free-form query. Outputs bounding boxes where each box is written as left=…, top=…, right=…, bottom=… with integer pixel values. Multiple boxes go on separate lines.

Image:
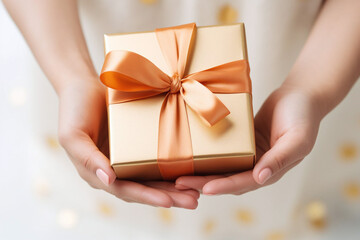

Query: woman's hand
left=58, top=78, right=199, bottom=209
left=175, top=0, right=360, bottom=195
left=175, top=85, right=322, bottom=195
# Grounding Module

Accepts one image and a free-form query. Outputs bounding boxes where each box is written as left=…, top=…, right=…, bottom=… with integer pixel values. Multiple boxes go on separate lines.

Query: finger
left=203, top=161, right=300, bottom=195
left=106, top=180, right=174, bottom=208
left=145, top=181, right=200, bottom=199
left=202, top=171, right=259, bottom=195
left=175, top=175, right=223, bottom=191
left=196, top=157, right=303, bottom=196
left=202, top=159, right=303, bottom=196
left=252, top=129, right=310, bottom=185
left=59, top=130, right=116, bottom=186
left=144, top=182, right=199, bottom=209
left=165, top=191, right=198, bottom=209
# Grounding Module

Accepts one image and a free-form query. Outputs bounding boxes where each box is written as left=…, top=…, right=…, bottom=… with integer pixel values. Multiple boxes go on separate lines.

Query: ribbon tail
left=181, top=79, right=230, bottom=126
left=185, top=60, right=252, bottom=93
left=157, top=93, right=194, bottom=180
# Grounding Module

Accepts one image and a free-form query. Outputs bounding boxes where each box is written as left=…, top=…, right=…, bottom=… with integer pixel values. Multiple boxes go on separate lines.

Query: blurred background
left=0, top=0, right=359, bottom=239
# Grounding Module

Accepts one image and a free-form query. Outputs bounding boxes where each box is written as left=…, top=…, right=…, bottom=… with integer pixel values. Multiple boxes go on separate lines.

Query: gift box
left=100, top=23, right=256, bottom=181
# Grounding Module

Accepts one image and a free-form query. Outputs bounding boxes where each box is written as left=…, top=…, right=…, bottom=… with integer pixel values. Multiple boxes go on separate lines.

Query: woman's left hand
left=175, top=85, right=323, bottom=195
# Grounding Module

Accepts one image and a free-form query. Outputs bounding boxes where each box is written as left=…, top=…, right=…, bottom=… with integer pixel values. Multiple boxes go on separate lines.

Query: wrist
left=57, top=73, right=104, bottom=100
left=44, top=49, right=99, bottom=96
left=280, top=79, right=329, bottom=121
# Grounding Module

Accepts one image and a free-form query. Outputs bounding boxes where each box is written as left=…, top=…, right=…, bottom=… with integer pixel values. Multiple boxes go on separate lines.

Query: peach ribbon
left=100, top=23, right=251, bottom=180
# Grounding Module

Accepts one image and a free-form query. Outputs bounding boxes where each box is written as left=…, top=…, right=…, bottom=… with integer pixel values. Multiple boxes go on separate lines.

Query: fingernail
left=258, top=168, right=272, bottom=185
left=96, top=169, right=110, bottom=186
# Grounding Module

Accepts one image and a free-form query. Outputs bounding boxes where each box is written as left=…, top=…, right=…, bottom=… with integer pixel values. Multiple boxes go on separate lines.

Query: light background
left=0, top=1, right=359, bottom=240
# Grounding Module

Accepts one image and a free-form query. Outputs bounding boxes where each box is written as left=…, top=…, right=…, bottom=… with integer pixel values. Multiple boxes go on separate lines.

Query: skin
left=3, top=0, right=360, bottom=206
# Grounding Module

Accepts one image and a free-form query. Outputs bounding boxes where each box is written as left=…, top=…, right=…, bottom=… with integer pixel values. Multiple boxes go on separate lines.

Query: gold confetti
left=57, top=209, right=78, bottom=229
left=203, top=219, right=216, bottom=234
left=33, top=178, right=50, bottom=197
left=339, top=143, right=357, bottom=161
left=98, top=202, right=114, bottom=216
left=235, top=209, right=253, bottom=224
left=343, top=182, right=360, bottom=200
left=9, top=87, right=27, bottom=106
left=140, top=0, right=157, bottom=5
left=218, top=5, right=238, bottom=24
left=158, top=208, right=172, bottom=223
left=46, top=135, right=60, bottom=149
left=266, top=231, right=285, bottom=240
left=305, top=201, right=327, bottom=230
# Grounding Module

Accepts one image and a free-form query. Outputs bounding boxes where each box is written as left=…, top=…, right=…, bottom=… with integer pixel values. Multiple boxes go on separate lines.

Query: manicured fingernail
left=96, top=169, right=110, bottom=186
left=258, top=168, right=272, bottom=184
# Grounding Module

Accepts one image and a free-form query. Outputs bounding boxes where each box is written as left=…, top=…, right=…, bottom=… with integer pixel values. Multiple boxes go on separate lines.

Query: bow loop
left=101, top=51, right=174, bottom=103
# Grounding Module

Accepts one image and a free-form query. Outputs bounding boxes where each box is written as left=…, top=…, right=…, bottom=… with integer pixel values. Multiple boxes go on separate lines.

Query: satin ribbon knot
left=100, top=23, right=252, bottom=180
left=170, top=73, right=182, bottom=93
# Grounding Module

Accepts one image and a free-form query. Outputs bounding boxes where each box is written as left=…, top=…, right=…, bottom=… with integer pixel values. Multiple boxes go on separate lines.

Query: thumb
left=252, top=129, right=311, bottom=185
left=59, top=130, right=117, bottom=186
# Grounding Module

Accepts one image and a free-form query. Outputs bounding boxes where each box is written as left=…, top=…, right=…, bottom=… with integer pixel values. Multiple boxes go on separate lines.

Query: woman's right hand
left=3, top=0, right=199, bottom=210
left=58, top=78, right=199, bottom=209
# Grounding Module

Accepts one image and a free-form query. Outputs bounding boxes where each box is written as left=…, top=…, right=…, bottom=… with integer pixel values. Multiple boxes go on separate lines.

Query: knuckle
left=79, top=149, right=98, bottom=172
left=82, top=153, right=93, bottom=171
left=273, top=152, right=287, bottom=170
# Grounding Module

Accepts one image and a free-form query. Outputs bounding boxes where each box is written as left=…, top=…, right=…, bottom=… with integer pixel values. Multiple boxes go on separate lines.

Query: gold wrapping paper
left=104, top=23, right=256, bottom=180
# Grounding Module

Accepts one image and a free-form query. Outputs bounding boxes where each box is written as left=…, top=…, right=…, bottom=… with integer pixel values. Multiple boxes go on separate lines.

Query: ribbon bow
left=100, top=23, right=251, bottom=180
